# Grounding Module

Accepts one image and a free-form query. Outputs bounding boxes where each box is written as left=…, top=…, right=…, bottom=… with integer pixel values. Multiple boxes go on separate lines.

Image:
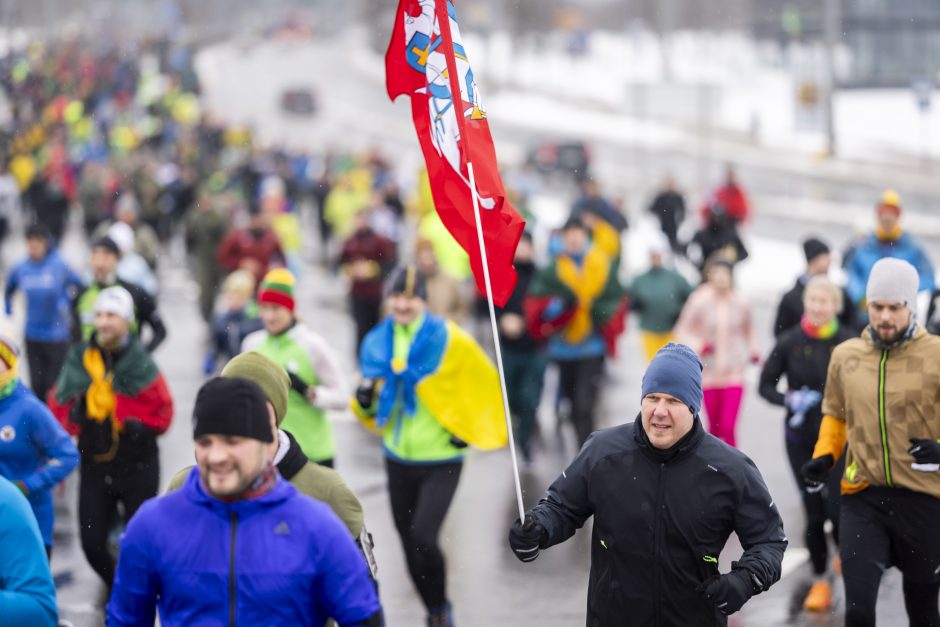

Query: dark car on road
left=280, top=87, right=316, bottom=116
left=527, top=140, right=591, bottom=181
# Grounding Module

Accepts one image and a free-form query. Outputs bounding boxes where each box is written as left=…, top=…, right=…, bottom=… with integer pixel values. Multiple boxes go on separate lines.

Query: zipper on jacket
left=653, top=463, right=665, bottom=627
left=878, top=350, right=893, bottom=487
left=229, top=511, right=238, bottom=627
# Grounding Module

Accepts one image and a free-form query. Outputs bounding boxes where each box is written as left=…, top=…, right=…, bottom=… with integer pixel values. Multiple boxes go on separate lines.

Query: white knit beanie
left=95, top=286, right=135, bottom=321
left=866, top=258, right=919, bottom=311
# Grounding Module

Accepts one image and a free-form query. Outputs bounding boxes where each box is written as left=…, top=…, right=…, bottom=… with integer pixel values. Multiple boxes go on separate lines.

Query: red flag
left=386, top=0, right=525, bottom=306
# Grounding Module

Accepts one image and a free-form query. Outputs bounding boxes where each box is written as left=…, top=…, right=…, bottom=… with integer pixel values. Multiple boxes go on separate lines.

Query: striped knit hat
left=258, top=268, right=296, bottom=312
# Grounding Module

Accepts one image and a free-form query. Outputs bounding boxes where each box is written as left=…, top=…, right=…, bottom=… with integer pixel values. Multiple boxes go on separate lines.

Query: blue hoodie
left=0, top=382, right=80, bottom=546
left=0, top=477, right=58, bottom=626
left=107, top=468, right=382, bottom=627
left=4, top=249, right=84, bottom=342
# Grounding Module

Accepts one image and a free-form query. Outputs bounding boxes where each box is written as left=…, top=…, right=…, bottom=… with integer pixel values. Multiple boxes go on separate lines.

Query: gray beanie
left=866, top=258, right=919, bottom=311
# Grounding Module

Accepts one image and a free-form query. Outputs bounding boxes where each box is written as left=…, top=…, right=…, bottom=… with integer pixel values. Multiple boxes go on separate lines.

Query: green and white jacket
left=242, top=322, right=349, bottom=462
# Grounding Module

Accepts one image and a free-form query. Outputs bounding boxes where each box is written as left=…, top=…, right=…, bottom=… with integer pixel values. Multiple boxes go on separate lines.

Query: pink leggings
left=702, top=386, right=744, bottom=447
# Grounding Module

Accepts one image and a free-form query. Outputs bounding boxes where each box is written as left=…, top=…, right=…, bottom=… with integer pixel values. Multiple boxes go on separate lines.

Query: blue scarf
left=359, top=315, right=448, bottom=427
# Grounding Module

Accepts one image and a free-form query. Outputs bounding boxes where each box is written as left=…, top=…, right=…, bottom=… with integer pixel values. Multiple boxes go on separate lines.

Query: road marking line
left=780, top=547, right=810, bottom=580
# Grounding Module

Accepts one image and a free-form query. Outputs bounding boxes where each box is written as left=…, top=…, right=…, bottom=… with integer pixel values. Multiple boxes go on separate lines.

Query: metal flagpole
left=433, top=0, right=525, bottom=521
left=466, top=160, right=526, bottom=522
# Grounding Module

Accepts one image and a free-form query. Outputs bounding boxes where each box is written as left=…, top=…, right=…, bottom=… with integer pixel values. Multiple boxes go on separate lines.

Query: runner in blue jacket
left=107, top=377, right=383, bottom=627
left=0, top=476, right=57, bottom=626
left=4, top=224, right=84, bottom=403
left=0, top=336, right=79, bottom=552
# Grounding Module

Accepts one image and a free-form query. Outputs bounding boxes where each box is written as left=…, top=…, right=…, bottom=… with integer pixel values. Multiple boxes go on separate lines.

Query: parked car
left=280, top=87, right=316, bottom=116
left=527, top=140, right=590, bottom=181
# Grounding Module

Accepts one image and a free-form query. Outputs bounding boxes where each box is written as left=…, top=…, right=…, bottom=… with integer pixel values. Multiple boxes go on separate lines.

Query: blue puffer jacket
left=107, top=468, right=382, bottom=627
left=0, top=382, right=79, bottom=546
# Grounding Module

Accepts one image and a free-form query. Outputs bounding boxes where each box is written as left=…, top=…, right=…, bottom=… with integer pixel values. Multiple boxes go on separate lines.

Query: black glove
left=356, top=379, right=377, bottom=411
left=909, top=438, right=940, bottom=465
left=508, top=515, right=545, bottom=563
left=800, top=454, right=834, bottom=493
left=68, top=395, right=86, bottom=426
left=123, top=418, right=150, bottom=442
left=696, top=569, right=755, bottom=615
left=288, top=372, right=309, bottom=396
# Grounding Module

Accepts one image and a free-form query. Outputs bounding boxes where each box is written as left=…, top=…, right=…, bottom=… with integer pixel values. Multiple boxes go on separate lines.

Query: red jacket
left=700, top=183, right=749, bottom=223
left=216, top=228, right=285, bottom=285
left=48, top=337, right=173, bottom=465
left=340, top=229, right=396, bottom=301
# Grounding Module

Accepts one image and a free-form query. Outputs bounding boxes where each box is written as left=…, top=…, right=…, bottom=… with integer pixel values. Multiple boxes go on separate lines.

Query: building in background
left=753, top=0, right=940, bottom=88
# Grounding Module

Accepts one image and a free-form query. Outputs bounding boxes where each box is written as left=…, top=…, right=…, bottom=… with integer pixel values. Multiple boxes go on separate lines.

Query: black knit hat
left=25, top=223, right=50, bottom=241
left=91, top=236, right=121, bottom=257
left=192, top=377, right=274, bottom=443
left=388, top=266, right=427, bottom=300
left=562, top=216, right=586, bottom=232
left=802, top=237, right=830, bottom=263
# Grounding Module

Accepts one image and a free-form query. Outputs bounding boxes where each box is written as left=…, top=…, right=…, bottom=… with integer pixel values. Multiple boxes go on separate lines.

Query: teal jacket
left=628, top=267, right=694, bottom=333
left=0, top=477, right=57, bottom=626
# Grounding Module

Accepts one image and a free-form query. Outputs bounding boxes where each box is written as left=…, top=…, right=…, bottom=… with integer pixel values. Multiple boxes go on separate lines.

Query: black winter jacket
left=759, top=324, right=855, bottom=446
left=529, top=419, right=787, bottom=627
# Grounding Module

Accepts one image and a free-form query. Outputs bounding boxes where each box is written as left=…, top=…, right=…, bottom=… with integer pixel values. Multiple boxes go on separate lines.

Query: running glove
left=356, top=379, right=377, bottom=410
left=288, top=372, right=309, bottom=396
left=697, top=569, right=756, bottom=615
left=202, top=355, right=216, bottom=376
left=908, top=438, right=940, bottom=465
left=509, top=515, right=545, bottom=563
left=801, top=454, right=834, bottom=493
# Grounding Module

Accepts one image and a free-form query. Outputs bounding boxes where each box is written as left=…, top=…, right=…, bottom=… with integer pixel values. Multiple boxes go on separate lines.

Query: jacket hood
left=276, top=430, right=308, bottom=481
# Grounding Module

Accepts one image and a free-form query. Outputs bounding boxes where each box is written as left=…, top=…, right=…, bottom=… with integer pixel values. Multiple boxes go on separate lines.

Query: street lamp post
left=822, top=0, right=840, bottom=157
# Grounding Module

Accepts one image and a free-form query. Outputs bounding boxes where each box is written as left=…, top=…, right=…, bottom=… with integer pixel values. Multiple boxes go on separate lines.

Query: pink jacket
left=674, top=284, right=758, bottom=388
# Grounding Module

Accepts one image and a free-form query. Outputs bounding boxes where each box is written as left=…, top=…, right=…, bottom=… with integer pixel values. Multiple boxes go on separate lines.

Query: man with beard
left=107, top=377, right=383, bottom=627
left=803, top=258, right=940, bottom=627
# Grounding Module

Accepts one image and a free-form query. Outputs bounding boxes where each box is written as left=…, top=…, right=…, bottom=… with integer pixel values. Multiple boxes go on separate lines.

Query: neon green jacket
left=242, top=323, right=349, bottom=462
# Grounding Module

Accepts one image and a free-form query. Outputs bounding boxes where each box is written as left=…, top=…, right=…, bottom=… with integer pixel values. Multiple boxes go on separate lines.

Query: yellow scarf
left=876, top=225, right=902, bottom=243
left=591, top=221, right=621, bottom=259
left=557, top=247, right=611, bottom=344
left=83, top=348, right=116, bottom=421
left=83, top=348, right=121, bottom=463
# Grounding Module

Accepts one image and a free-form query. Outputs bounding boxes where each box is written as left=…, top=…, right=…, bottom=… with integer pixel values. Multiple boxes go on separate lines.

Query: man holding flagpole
left=508, top=343, right=787, bottom=626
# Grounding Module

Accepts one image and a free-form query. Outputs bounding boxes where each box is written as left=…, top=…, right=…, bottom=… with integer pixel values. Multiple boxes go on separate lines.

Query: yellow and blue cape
left=358, top=314, right=507, bottom=451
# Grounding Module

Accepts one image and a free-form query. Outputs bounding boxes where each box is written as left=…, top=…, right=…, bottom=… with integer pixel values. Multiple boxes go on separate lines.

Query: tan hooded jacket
left=817, top=325, right=940, bottom=497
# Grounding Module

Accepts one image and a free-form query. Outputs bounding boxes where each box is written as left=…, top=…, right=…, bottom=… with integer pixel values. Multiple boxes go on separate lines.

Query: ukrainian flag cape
left=359, top=314, right=507, bottom=450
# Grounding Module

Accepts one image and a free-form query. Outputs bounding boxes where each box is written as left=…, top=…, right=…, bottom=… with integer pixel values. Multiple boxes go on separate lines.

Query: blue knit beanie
left=641, top=343, right=703, bottom=415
